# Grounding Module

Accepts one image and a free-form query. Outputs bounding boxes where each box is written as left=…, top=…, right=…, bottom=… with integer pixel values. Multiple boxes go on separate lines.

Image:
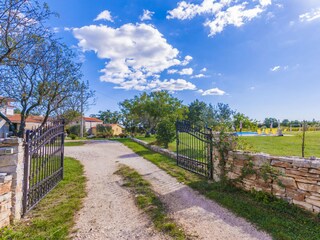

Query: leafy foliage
left=96, top=124, right=113, bottom=138
left=119, top=91, right=187, bottom=133
left=156, top=119, right=176, bottom=148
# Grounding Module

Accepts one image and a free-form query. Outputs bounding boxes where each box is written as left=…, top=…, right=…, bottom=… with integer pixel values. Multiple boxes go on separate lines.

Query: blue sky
left=40, top=0, right=320, bottom=121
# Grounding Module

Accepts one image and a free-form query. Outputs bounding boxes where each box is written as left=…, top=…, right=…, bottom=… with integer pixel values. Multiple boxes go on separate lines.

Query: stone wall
left=131, top=137, right=320, bottom=214
left=0, top=138, right=24, bottom=227
left=0, top=174, right=12, bottom=228
left=225, top=151, right=320, bottom=214
left=131, top=138, right=176, bottom=159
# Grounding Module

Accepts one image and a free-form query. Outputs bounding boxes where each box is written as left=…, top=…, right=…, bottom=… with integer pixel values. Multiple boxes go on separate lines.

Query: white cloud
left=167, top=69, right=178, bottom=74
left=53, top=27, right=60, bottom=33
left=191, top=74, right=206, bottom=78
left=73, top=23, right=199, bottom=91
left=64, top=27, right=72, bottom=31
left=299, top=8, right=320, bottom=22
left=270, top=65, right=288, bottom=72
left=270, top=65, right=280, bottom=72
left=249, top=86, right=255, bottom=90
left=201, top=88, right=226, bottom=96
left=167, top=0, right=272, bottom=37
left=200, top=67, right=207, bottom=72
left=140, top=9, right=154, bottom=21
left=147, top=79, right=197, bottom=91
left=179, top=68, right=193, bottom=75
left=94, top=10, right=113, bottom=22
left=181, top=55, right=193, bottom=65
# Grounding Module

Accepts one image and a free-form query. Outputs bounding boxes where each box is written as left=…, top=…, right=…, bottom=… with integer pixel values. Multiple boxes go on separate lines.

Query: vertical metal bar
left=209, top=128, right=213, bottom=179
left=176, top=121, right=179, bottom=166
left=23, top=131, right=30, bottom=215
left=61, top=120, right=65, bottom=179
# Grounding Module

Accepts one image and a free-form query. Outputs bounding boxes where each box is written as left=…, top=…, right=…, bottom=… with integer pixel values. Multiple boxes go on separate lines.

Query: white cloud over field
left=73, top=23, right=199, bottom=91
left=167, top=0, right=272, bottom=36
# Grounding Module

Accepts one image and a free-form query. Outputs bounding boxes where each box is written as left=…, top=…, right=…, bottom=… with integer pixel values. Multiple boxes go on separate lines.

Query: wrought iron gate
left=23, top=120, right=65, bottom=215
left=176, top=121, right=213, bottom=178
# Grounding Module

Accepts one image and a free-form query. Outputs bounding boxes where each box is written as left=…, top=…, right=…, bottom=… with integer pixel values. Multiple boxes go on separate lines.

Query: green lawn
left=64, top=141, right=86, bottom=147
left=117, top=138, right=320, bottom=240
left=242, top=131, right=320, bottom=158
left=137, top=131, right=320, bottom=158
left=0, top=157, right=86, bottom=240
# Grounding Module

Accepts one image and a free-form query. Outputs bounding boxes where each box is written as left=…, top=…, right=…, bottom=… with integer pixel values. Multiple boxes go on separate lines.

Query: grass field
left=241, top=131, right=320, bottom=158
left=0, top=157, right=86, bottom=240
left=137, top=131, right=320, bottom=158
left=117, top=138, right=320, bottom=240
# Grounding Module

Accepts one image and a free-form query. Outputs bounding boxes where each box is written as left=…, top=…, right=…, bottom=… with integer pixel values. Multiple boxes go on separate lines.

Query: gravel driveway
left=65, top=140, right=271, bottom=240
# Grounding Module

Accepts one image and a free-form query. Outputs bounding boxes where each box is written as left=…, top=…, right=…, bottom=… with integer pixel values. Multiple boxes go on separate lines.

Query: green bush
left=67, top=125, right=86, bottom=137
left=96, top=124, right=113, bottom=138
left=156, top=119, right=176, bottom=148
left=119, top=133, right=127, bottom=138
left=69, top=133, right=77, bottom=140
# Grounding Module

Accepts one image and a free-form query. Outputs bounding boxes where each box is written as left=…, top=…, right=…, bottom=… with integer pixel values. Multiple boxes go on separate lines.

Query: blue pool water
left=235, top=131, right=259, bottom=136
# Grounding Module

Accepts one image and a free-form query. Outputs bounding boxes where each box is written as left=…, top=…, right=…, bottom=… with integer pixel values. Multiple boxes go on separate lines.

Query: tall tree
left=119, top=91, right=187, bottom=133
left=0, top=39, right=83, bottom=136
left=91, top=110, right=121, bottom=124
left=188, top=99, right=208, bottom=128
left=0, top=0, right=53, bottom=65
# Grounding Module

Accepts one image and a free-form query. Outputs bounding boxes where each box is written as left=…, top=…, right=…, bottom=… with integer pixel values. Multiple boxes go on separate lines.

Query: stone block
left=311, top=161, right=320, bottom=169
left=0, top=174, right=12, bottom=183
left=0, top=182, right=11, bottom=195
left=0, top=192, right=11, bottom=202
left=227, top=172, right=239, bottom=180
left=0, top=209, right=10, bottom=222
left=0, top=200, right=12, bottom=212
left=286, top=169, right=319, bottom=178
left=313, top=206, right=320, bottom=213
left=294, top=177, right=318, bottom=184
left=0, top=217, right=10, bottom=228
left=297, top=182, right=320, bottom=192
left=0, top=165, right=17, bottom=174
left=286, top=188, right=305, bottom=201
left=0, top=154, right=18, bottom=167
left=297, top=167, right=309, bottom=172
left=292, top=159, right=312, bottom=168
left=292, top=199, right=313, bottom=211
left=2, top=138, right=22, bottom=145
left=309, top=169, right=320, bottom=174
left=272, top=183, right=285, bottom=195
left=305, top=197, right=320, bottom=208
left=271, top=160, right=292, bottom=168
left=252, top=154, right=270, bottom=167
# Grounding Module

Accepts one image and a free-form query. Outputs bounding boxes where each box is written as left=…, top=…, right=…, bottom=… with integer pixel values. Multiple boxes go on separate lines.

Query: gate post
left=0, top=137, right=25, bottom=222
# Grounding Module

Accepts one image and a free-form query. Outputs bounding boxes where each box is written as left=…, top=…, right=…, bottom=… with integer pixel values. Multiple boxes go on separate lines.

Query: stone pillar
left=0, top=174, right=12, bottom=228
left=0, top=138, right=24, bottom=222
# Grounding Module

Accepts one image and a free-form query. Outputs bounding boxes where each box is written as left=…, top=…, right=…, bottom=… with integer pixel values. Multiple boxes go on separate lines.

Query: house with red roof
left=0, top=97, right=45, bottom=137
left=70, top=116, right=103, bottom=134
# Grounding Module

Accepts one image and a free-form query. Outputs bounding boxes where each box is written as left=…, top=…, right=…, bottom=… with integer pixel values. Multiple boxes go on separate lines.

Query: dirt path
left=65, top=140, right=271, bottom=240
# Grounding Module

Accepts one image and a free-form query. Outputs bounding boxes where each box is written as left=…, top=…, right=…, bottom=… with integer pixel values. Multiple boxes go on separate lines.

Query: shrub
left=69, top=133, right=77, bottom=140
left=67, top=124, right=86, bottom=137
left=96, top=124, right=113, bottom=138
left=156, top=119, right=176, bottom=148
left=119, top=133, right=127, bottom=138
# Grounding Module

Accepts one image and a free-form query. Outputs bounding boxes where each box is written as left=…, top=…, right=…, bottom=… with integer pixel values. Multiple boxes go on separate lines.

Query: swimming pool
left=235, top=131, right=259, bottom=136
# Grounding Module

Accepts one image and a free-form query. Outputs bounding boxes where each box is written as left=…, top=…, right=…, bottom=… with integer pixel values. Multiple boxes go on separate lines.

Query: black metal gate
left=176, top=121, right=213, bottom=178
left=23, top=120, right=65, bottom=215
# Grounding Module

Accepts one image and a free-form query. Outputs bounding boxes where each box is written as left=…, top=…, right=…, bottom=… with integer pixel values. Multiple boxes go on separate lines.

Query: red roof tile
left=7, top=114, right=44, bottom=123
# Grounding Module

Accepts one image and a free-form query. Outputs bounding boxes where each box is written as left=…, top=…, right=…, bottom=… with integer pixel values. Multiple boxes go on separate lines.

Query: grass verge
left=117, top=138, right=320, bottom=240
left=115, top=165, right=186, bottom=240
left=64, top=141, right=86, bottom=147
left=0, top=157, right=86, bottom=240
